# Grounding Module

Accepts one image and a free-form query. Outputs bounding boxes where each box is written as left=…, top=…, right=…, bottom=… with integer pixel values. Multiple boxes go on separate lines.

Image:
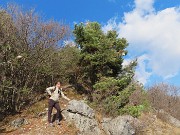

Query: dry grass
left=65, top=86, right=84, bottom=100
left=24, top=99, right=48, bottom=117
left=0, top=87, right=80, bottom=135
left=147, top=83, right=180, bottom=120
left=135, top=113, right=180, bottom=135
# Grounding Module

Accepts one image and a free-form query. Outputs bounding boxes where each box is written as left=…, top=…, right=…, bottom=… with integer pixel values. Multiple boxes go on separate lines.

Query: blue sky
left=0, top=0, right=133, bottom=26
left=0, top=0, right=180, bottom=87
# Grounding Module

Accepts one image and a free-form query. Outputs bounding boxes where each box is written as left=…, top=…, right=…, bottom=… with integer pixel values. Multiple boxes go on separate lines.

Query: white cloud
left=122, top=55, right=152, bottom=85
left=122, top=58, right=131, bottom=68
left=102, top=18, right=118, bottom=33
left=134, top=0, right=155, bottom=14
left=103, top=0, right=180, bottom=84
left=135, top=54, right=152, bottom=85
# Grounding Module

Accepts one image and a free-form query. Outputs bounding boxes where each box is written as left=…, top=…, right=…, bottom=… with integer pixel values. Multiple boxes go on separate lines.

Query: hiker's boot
left=49, top=123, right=55, bottom=127
left=56, top=120, right=61, bottom=125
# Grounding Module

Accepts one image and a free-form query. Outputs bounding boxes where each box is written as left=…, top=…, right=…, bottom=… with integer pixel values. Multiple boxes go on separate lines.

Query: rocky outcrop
left=62, top=100, right=101, bottom=135
left=67, top=100, right=95, bottom=118
left=11, top=118, right=28, bottom=128
left=62, top=100, right=135, bottom=135
left=102, top=116, right=135, bottom=135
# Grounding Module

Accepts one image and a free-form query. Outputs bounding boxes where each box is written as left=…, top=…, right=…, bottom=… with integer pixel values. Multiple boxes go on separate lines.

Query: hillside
left=0, top=88, right=180, bottom=135
left=0, top=88, right=80, bottom=135
left=0, top=100, right=77, bottom=135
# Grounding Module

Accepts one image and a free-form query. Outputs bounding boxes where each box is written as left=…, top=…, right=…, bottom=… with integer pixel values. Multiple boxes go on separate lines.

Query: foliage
left=129, top=82, right=151, bottom=109
left=93, top=81, right=138, bottom=116
left=93, top=80, right=151, bottom=117
left=1, top=5, right=163, bottom=120
left=119, top=105, right=144, bottom=118
left=73, top=22, right=132, bottom=92
left=93, top=60, right=137, bottom=101
left=57, top=45, right=80, bottom=83
left=0, top=5, right=72, bottom=115
left=147, top=83, right=180, bottom=120
left=119, top=84, right=151, bottom=118
left=73, top=21, right=138, bottom=116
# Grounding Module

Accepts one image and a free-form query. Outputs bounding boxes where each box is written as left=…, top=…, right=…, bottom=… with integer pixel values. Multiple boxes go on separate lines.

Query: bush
left=129, top=83, right=151, bottom=111
left=0, top=5, right=74, bottom=116
left=92, top=79, right=151, bottom=117
left=118, top=105, right=144, bottom=118
left=93, top=78, right=138, bottom=116
left=147, top=83, right=180, bottom=120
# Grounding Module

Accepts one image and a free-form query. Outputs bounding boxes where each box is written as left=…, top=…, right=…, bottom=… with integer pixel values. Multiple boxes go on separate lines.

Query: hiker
left=46, top=81, right=70, bottom=127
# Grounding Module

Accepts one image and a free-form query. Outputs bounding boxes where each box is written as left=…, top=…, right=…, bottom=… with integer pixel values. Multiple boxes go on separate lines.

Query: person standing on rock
left=46, top=81, right=70, bottom=127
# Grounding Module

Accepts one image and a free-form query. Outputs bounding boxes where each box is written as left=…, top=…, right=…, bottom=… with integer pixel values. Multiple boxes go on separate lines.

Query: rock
left=67, top=100, right=95, bottom=118
left=62, top=110, right=101, bottom=135
left=63, top=100, right=136, bottom=135
left=41, top=115, right=48, bottom=122
left=11, top=118, right=28, bottom=128
left=158, top=109, right=180, bottom=128
left=102, top=115, right=135, bottom=135
left=62, top=100, right=101, bottom=135
left=39, top=108, right=48, bottom=121
left=38, top=111, right=47, bottom=117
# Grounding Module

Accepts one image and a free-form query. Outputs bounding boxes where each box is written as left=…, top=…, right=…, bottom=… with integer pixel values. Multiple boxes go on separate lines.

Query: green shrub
left=93, top=79, right=138, bottom=116
left=119, top=105, right=145, bottom=118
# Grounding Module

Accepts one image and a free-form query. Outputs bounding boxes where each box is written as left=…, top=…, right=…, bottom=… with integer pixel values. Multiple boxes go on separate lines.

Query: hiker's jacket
left=46, top=86, right=70, bottom=102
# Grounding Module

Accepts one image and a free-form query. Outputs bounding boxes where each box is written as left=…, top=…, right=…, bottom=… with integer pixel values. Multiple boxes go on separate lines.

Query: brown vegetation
left=147, top=83, right=180, bottom=120
left=0, top=4, right=73, bottom=117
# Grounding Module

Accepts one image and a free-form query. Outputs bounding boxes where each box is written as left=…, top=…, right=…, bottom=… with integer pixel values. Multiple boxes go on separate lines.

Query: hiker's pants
left=48, top=99, right=61, bottom=123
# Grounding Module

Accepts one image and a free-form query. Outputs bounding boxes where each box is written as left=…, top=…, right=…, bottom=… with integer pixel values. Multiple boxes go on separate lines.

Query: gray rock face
left=62, top=100, right=101, bottom=135
left=11, top=118, right=28, bottom=128
left=62, top=110, right=101, bottom=135
left=67, top=100, right=95, bottom=118
left=102, top=115, right=135, bottom=135
left=62, top=100, right=135, bottom=135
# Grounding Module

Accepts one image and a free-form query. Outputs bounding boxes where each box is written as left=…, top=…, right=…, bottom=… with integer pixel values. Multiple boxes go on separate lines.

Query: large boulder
left=67, top=100, right=95, bottom=118
left=62, top=100, right=101, bottom=135
left=62, top=100, right=136, bottom=135
left=63, top=110, right=101, bottom=135
left=101, top=115, right=135, bottom=135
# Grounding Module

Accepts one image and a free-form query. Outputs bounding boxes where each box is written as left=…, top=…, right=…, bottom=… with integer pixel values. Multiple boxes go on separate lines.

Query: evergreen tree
left=74, top=22, right=129, bottom=87
left=74, top=22, right=137, bottom=113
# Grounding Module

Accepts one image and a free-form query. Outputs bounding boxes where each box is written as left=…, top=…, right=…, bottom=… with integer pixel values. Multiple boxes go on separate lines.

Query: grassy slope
left=0, top=87, right=82, bottom=135
left=0, top=87, right=179, bottom=135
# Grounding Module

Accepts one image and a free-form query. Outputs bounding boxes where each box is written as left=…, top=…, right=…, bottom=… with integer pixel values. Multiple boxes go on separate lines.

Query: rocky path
left=1, top=99, right=78, bottom=135
left=4, top=117, right=73, bottom=135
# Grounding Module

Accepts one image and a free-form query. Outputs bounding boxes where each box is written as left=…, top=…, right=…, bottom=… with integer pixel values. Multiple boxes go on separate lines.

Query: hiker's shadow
left=52, top=111, right=63, bottom=123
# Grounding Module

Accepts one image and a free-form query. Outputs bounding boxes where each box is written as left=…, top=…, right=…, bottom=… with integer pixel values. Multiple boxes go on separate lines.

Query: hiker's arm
left=60, top=89, right=70, bottom=101
left=46, top=86, right=55, bottom=96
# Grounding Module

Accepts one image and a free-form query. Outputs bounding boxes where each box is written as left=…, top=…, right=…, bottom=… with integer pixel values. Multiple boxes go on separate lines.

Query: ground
left=135, top=113, right=180, bottom=135
left=0, top=88, right=180, bottom=135
left=0, top=88, right=81, bottom=135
